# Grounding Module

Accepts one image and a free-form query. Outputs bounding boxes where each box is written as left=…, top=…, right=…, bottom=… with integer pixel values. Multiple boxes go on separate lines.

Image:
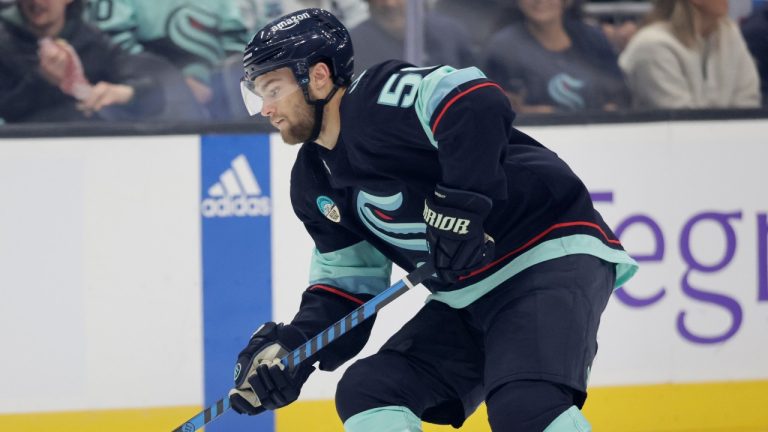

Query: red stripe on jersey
left=431, top=82, right=503, bottom=134
left=459, top=221, right=623, bottom=280
left=374, top=209, right=394, bottom=221
left=309, top=284, right=365, bottom=305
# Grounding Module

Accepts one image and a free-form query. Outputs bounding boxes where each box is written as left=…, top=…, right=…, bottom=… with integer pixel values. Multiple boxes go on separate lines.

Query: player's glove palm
left=229, top=322, right=315, bottom=415
left=424, top=185, right=495, bottom=283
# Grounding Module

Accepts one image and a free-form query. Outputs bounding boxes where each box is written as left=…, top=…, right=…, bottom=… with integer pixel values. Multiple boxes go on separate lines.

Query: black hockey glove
left=424, top=184, right=495, bottom=283
left=229, top=322, right=315, bottom=415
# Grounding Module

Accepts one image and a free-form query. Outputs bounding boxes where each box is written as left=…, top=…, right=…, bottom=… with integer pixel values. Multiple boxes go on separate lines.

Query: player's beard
left=280, top=100, right=316, bottom=145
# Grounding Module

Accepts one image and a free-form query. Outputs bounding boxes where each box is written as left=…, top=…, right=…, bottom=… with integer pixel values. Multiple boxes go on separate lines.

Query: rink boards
left=0, top=119, right=766, bottom=431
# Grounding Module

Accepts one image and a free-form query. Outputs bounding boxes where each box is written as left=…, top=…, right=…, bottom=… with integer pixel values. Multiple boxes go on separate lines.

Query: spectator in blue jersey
left=83, top=0, right=250, bottom=115
left=741, top=2, right=768, bottom=106
left=620, top=0, right=760, bottom=109
left=483, top=0, right=630, bottom=113
left=226, top=8, right=637, bottom=432
left=349, top=0, right=477, bottom=76
left=0, top=0, right=163, bottom=123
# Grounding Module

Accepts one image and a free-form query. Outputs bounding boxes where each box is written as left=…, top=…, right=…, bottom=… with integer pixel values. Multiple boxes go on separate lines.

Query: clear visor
left=240, top=78, right=301, bottom=116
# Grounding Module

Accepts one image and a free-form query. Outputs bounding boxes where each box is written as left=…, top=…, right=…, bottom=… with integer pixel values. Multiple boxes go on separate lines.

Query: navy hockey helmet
left=243, top=8, right=354, bottom=88
left=241, top=8, right=353, bottom=142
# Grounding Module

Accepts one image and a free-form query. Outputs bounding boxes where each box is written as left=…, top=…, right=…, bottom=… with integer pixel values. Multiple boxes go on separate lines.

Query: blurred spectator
left=237, top=0, right=286, bottom=35
left=435, top=0, right=507, bottom=50
left=741, top=2, right=768, bottom=106
left=0, top=0, right=163, bottom=123
left=582, top=0, right=650, bottom=53
left=601, top=19, right=639, bottom=52
left=619, top=0, right=761, bottom=109
left=83, top=0, right=250, bottom=113
left=282, top=0, right=369, bottom=28
left=483, top=0, right=630, bottom=113
left=236, top=0, right=370, bottom=35
left=350, top=0, right=476, bottom=75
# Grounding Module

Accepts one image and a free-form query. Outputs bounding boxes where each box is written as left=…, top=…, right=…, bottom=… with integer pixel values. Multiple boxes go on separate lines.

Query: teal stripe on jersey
left=309, top=241, right=393, bottom=296
left=414, top=66, right=487, bottom=148
left=543, top=406, right=592, bottom=431
left=344, top=406, right=422, bottom=432
left=428, top=234, right=639, bottom=309
left=423, top=67, right=487, bottom=118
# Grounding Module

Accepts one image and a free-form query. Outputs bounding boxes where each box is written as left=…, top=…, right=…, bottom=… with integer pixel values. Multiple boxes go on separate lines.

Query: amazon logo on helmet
left=242, top=8, right=354, bottom=88
left=270, top=12, right=312, bottom=32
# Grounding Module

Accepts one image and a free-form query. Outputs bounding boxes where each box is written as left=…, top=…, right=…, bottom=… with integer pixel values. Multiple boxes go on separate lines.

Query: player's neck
left=314, top=87, right=346, bottom=151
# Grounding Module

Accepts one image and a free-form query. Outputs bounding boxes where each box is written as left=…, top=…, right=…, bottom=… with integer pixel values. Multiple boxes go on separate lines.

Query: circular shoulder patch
left=316, top=195, right=341, bottom=223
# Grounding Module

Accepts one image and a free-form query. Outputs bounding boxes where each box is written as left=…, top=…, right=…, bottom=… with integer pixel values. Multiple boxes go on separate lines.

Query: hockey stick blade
left=171, top=264, right=434, bottom=432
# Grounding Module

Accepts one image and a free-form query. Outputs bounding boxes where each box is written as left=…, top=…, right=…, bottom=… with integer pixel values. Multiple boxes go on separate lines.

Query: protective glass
left=240, top=77, right=301, bottom=116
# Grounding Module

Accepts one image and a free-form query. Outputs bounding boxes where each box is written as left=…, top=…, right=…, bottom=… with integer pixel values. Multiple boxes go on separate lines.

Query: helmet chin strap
left=301, top=84, right=340, bottom=143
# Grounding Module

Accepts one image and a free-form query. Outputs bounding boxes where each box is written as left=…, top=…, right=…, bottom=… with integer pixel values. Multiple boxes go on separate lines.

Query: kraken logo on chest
left=356, top=191, right=427, bottom=251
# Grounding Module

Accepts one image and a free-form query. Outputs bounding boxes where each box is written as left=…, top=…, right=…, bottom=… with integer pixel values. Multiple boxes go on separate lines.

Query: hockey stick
left=171, top=264, right=435, bottom=432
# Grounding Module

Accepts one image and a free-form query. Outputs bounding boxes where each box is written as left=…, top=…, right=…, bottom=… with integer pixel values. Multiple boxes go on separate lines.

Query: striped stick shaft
left=281, top=264, right=433, bottom=369
left=170, top=264, right=433, bottom=432
left=284, top=278, right=409, bottom=369
left=171, top=397, right=230, bottom=432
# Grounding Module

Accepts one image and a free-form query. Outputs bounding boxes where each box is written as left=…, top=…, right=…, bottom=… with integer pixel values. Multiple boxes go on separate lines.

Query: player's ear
left=308, top=62, right=333, bottom=97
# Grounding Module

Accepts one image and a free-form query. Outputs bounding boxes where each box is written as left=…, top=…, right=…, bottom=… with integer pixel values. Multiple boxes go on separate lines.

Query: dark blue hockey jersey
left=291, top=60, right=637, bottom=309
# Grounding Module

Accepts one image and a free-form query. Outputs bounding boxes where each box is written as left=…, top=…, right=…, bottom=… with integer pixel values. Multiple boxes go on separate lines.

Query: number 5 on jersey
left=377, top=72, right=422, bottom=108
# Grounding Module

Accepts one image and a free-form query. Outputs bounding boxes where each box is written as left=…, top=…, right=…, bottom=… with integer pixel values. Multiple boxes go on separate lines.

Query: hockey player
left=229, top=8, right=638, bottom=432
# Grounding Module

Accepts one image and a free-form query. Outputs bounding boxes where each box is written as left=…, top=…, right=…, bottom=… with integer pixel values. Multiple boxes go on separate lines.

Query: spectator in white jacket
left=619, top=0, right=760, bottom=109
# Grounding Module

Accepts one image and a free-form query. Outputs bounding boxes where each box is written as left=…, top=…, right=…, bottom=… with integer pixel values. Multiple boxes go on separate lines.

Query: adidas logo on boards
left=201, top=154, right=271, bottom=218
